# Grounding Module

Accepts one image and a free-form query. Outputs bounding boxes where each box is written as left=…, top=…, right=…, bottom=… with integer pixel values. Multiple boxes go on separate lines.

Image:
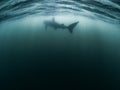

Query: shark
left=44, top=18, right=79, bottom=33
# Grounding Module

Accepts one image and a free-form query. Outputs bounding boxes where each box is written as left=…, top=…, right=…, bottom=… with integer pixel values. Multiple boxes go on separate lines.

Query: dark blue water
left=0, top=0, right=120, bottom=90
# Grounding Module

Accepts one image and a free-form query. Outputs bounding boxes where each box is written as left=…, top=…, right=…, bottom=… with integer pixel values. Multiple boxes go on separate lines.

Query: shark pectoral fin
left=45, top=25, right=48, bottom=30
left=54, top=27, right=57, bottom=30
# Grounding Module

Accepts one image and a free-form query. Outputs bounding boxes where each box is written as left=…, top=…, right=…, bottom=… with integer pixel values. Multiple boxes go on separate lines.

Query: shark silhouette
left=44, top=18, right=79, bottom=33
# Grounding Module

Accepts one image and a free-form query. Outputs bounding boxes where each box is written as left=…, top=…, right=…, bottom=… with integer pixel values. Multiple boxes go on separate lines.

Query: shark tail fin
left=68, top=21, right=79, bottom=33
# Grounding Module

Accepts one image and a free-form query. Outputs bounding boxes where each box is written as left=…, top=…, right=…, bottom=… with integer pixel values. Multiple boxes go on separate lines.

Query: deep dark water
left=0, top=16, right=120, bottom=90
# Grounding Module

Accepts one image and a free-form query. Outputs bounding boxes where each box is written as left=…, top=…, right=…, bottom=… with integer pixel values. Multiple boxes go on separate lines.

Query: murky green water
left=0, top=16, right=120, bottom=89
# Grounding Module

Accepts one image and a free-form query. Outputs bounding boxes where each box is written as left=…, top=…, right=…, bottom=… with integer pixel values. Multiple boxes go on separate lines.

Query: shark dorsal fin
left=52, top=17, right=55, bottom=22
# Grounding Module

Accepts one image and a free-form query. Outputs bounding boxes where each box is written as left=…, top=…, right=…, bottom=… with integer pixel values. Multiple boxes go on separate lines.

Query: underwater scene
left=0, top=0, right=120, bottom=90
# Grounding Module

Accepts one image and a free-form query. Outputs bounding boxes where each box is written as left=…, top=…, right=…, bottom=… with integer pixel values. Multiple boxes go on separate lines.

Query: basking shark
left=44, top=18, right=79, bottom=33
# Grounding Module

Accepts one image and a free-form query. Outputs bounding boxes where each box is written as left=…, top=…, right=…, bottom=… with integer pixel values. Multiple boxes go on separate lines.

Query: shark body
left=44, top=18, right=79, bottom=33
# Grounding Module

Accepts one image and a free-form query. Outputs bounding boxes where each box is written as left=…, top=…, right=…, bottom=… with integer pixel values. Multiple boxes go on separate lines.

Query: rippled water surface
left=0, top=0, right=120, bottom=23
